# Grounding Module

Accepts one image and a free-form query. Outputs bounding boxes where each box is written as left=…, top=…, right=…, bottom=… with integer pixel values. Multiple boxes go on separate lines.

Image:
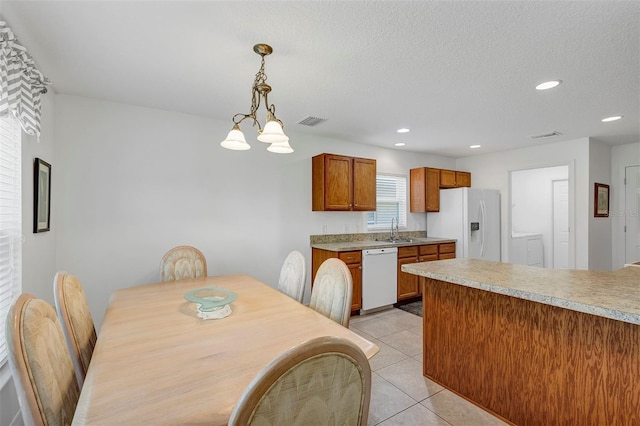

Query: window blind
left=0, top=116, right=21, bottom=366
left=367, top=174, right=407, bottom=229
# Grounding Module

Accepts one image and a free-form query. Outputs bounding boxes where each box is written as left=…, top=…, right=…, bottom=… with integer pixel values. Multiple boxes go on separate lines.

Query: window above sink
left=367, top=173, right=407, bottom=231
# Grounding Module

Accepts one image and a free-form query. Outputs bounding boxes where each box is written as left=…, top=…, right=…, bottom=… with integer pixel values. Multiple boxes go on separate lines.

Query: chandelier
left=220, top=44, right=292, bottom=154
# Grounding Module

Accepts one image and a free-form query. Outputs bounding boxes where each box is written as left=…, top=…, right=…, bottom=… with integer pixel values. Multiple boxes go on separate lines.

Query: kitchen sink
left=375, top=238, right=415, bottom=244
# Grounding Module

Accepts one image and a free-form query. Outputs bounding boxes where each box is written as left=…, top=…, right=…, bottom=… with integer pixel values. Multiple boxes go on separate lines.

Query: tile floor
left=349, top=308, right=509, bottom=426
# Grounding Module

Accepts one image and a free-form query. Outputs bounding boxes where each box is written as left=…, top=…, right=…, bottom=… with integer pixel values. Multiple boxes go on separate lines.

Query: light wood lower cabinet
left=397, top=247, right=420, bottom=300
left=438, top=242, right=456, bottom=259
left=313, top=243, right=455, bottom=309
left=311, top=248, right=362, bottom=311
left=397, top=243, right=456, bottom=301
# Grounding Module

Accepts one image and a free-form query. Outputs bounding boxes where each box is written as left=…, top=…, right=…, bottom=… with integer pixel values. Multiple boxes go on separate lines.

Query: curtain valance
left=0, top=20, right=51, bottom=137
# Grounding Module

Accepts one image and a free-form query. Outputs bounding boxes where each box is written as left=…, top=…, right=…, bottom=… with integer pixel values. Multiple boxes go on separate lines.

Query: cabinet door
left=438, top=242, right=456, bottom=259
left=410, top=168, right=440, bottom=212
left=352, top=158, right=377, bottom=211
left=440, top=169, right=457, bottom=188
left=419, top=244, right=438, bottom=257
left=338, top=251, right=362, bottom=310
left=425, top=168, right=440, bottom=212
left=456, top=171, right=471, bottom=187
left=410, top=168, right=426, bottom=212
left=324, top=154, right=353, bottom=210
left=347, top=262, right=362, bottom=311
left=397, top=256, right=419, bottom=300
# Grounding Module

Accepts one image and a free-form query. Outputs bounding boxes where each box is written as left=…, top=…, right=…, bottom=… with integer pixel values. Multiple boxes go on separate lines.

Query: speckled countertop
left=402, top=258, right=640, bottom=325
left=310, top=234, right=456, bottom=252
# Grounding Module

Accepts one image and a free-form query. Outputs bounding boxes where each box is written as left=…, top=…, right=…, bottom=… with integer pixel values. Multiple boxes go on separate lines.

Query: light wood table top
left=72, top=275, right=379, bottom=425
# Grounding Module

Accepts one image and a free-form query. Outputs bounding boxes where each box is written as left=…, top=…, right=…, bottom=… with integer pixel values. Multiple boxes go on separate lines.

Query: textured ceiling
left=1, top=1, right=638, bottom=157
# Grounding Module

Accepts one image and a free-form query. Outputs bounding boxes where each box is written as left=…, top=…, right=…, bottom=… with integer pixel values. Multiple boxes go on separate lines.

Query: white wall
left=455, top=138, right=591, bottom=269
left=20, top=94, right=58, bottom=302
left=511, top=165, right=568, bottom=267
left=588, top=139, right=612, bottom=270
left=611, top=142, right=640, bottom=268
left=53, top=94, right=455, bottom=330
left=0, top=94, right=57, bottom=426
left=2, top=93, right=456, bottom=423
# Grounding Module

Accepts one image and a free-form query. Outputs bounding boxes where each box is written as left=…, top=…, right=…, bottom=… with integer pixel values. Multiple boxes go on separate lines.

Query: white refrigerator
left=427, top=188, right=501, bottom=261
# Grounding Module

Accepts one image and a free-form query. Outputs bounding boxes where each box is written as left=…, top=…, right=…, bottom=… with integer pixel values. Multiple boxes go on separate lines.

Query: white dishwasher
left=361, top=247, right=398, bottom=313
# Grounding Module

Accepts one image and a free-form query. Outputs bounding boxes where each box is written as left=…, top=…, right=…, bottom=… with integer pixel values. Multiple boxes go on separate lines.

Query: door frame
left=507, top=162, right=575, bottom=269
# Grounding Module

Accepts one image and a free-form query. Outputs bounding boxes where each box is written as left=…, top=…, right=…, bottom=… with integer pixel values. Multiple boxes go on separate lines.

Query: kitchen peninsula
left=402, top=259, right=640, bottom=425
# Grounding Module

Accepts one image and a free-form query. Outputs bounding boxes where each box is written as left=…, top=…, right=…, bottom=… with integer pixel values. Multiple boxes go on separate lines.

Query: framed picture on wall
left=594, top=182, right=609, bottom=218
left=33, top=158, right=52, bottom=232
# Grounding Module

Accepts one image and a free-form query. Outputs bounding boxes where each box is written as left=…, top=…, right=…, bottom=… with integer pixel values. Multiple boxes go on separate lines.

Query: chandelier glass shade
left=220, top=44, right=292, bottom=153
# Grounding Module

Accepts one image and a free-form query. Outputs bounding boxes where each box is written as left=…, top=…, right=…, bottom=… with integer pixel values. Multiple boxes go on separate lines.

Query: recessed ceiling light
left=536, top=80, right=562, bottom=90
left=394, top=142, right=406, bottom=147
left=397, top=128, right=410, bottom=133
left=602, top=115, right=623, bottom=122
left=470, top=145, right=481, bottom=149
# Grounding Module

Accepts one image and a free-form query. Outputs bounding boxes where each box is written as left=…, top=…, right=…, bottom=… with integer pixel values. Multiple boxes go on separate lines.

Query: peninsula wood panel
left=422, top=277, right=640, bottom=425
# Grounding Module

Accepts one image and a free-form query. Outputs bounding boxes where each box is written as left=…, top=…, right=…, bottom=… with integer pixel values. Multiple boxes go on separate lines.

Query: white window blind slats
left=0, top=116, right=21, bottom=367
left=367, top=174, right=407, bottom=230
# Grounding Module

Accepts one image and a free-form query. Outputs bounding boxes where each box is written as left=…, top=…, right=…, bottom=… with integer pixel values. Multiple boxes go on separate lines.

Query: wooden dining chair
left=228, top=336, right=371, bottom=426
left=309, top=258, right=353, bottom=327
left=160, top=245, right=208, bottom=282
left=276, top=250, right=306, bottom=302
left=54, top=272, right=97, bottom=388
left=6, top=293, right=81, bottom=426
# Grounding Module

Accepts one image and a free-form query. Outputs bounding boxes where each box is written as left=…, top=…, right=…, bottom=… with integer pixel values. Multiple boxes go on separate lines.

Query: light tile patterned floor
left=350, top=308, right=509, bottom=426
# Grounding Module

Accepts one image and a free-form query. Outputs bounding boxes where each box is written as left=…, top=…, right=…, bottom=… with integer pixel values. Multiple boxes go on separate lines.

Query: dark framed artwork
left=594, top=182, right=609, bottom=218
left=33, top=158, right=51, bottom=232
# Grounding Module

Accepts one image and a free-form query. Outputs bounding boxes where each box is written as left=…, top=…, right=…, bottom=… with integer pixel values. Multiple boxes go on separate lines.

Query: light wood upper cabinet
left=352, top=157, right=377, bottom=211
left=410, top=167, right=440, bottom=212
left=440, top=169, right=471, bottom=188
left=455, top=171, right=471, bottom=188
left=312, top=153, right=376, bottom=211
left=439, top=169, right=457, bottom=188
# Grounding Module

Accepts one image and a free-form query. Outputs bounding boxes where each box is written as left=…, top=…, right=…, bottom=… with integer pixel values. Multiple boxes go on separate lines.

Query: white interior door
left=552, top=179, right=569, bottom=269
left=625, top=165, right=640, bottom=264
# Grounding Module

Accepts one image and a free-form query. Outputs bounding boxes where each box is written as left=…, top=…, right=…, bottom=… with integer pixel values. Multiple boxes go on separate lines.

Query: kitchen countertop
left=311, top=237, right=456, bottom=252
left=402, top=258, right=640, bottom=325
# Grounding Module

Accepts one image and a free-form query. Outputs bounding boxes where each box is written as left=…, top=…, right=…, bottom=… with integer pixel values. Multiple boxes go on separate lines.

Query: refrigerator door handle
left=480, top=200, right=486, bottom=257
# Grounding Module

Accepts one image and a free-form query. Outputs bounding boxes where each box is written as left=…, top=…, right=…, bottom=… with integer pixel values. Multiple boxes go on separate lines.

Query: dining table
left=72, top=274, right=379, bottom=425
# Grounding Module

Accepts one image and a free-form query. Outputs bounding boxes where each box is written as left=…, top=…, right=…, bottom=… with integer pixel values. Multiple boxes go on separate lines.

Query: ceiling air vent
left=530, top=131, right=562, bottom=139
left=297, top=116, right=327, bottom=126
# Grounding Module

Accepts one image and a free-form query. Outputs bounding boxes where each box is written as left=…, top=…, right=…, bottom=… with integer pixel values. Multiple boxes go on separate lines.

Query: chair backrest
left=160, top=245, right=208, bottom=282
left=6, top=294, right=81, bottom=426
left=309, top=258, right=353, bottom=327
left=228, top=336, right=371, bottom=426
left=53, top=272, right=97, bottom=388
left=276, top=250, right=306, bottom=302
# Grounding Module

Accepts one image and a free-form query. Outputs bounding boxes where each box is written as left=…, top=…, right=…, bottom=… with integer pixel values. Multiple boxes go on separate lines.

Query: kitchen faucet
left=390, top=217, right=399, bottom=241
